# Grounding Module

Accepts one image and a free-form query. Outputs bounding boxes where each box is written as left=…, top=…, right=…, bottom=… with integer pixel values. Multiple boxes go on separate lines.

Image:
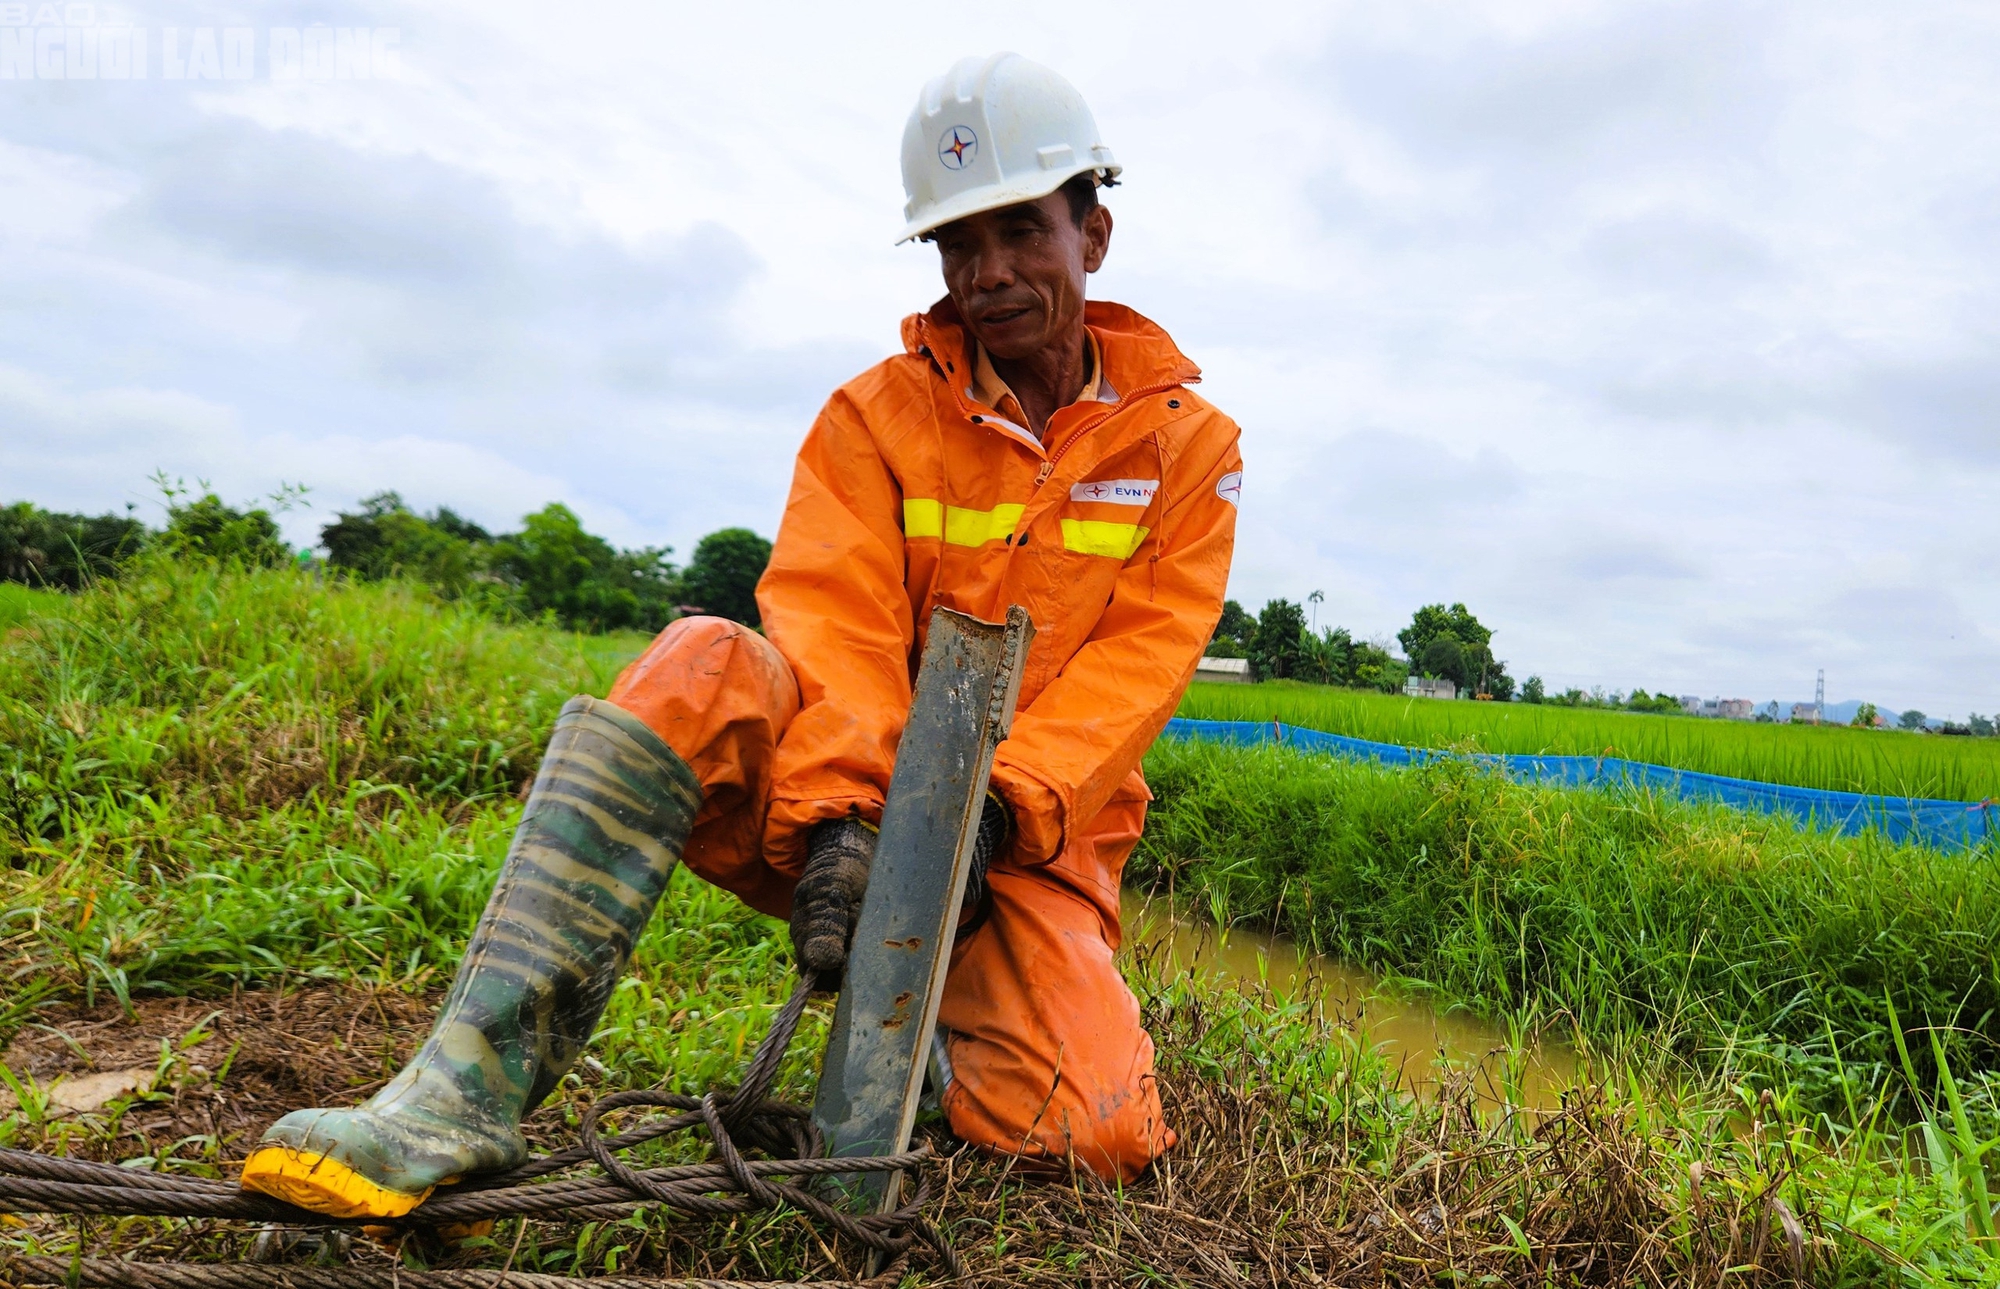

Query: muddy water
left=1121, top=895, right=1579, bottom=1110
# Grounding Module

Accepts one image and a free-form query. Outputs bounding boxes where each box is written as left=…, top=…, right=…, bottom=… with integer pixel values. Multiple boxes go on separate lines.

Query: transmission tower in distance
left=1816, top=669, right=1825, bottom=724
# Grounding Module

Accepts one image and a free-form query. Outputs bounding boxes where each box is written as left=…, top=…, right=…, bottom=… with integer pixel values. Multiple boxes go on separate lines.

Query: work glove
left=791, top=817, right=877, bottom=981
left=790, top=794, right=1010, bottom=982
left=958, top=791, right=1010, bottom=940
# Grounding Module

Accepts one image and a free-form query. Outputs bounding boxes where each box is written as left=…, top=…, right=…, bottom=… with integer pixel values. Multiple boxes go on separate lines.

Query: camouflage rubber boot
left=240, top=695, right=700, bottom=1219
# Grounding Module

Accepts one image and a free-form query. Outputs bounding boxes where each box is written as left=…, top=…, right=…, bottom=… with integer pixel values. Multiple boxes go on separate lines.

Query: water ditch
left=1121, top=893, right=1578, bottom=1111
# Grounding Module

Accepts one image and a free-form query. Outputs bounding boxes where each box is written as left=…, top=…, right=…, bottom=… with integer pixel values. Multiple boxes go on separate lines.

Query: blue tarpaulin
left=1159, top=717, right=1998, bottom=853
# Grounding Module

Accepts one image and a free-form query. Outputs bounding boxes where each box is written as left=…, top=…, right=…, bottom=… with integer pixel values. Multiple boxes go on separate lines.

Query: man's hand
left=790, top=818, right=876, bottom=979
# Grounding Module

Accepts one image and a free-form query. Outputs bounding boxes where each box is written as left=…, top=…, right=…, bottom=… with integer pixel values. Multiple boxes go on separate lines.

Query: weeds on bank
left=0, top=555, right=641, bottom=849
left=1136, top=739, right=2000, bottom=1109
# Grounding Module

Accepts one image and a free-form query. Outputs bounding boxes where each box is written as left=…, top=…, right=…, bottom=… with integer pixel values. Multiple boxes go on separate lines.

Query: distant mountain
left=1801, top=699, right=1940, bottom=729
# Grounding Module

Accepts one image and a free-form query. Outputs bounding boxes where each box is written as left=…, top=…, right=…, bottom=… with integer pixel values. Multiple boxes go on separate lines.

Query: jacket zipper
left=1032, top=379, right=1187, bottom=488
left=920, top=321, right=1193, bottom=493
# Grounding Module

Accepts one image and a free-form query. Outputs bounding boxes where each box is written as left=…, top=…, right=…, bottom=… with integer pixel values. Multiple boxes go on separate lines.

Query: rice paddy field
left=6, top=563, right=2000, bottom=1285
left=1178, top=680, right=2000, bottom=802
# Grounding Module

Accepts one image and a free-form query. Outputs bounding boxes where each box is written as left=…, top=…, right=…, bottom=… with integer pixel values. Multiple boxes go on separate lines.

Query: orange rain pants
left=610, top=616, right=1172, bottom=1179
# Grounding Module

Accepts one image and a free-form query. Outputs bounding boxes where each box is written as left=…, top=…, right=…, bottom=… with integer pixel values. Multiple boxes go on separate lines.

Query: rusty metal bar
left=809, top=606, right=1033, bottom=1211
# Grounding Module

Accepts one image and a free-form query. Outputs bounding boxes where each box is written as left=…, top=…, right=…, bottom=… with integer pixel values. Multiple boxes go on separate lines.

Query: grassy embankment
left=1179, top=679, right=2000, bottom=802
left=3, top=563, right=1997, bottom=1283
left=1136, top=738, right=2000, bottom=1094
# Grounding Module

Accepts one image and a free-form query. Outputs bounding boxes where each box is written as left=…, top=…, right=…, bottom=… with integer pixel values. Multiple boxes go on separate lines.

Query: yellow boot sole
left=240, top=1145, right=434, bottom=1219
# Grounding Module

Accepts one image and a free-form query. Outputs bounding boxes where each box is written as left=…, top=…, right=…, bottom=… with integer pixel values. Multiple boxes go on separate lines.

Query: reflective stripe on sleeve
left=1060, top=519, right=1151, bottom=559
left=903, top=500, right=1025, bottom=547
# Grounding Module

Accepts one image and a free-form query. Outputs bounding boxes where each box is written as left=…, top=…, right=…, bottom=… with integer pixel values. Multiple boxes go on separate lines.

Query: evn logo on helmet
left=937, top=125, right=978, bottom=170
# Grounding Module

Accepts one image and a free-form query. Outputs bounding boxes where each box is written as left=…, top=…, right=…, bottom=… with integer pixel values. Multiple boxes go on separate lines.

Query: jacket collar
left=901, top=297, right=1202, bottom=407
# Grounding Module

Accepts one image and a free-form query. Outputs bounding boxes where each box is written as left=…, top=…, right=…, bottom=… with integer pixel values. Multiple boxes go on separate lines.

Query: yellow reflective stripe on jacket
left=1060, top=519, right=1151, bottom=559
left=903, top=500, right=1024, bottom=547
left=948, top=503, right=1024, bottom=546
left=903, top=499, right=943, bottom=538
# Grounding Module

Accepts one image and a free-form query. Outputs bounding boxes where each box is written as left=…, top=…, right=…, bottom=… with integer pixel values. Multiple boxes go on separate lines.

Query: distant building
left=1681, top=696, right=1756, bottom=720
left=1790, top=702, right=1820, bottom=724
left=1404, top=677, right=1456, bottom=700
left=1195, top=656, right=1251, bottom=684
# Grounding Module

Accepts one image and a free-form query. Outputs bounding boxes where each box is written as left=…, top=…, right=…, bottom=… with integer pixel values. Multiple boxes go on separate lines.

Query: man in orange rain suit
left=234, top=53, right=1237, bottom=1220
left=608, top=53, right=1242, bottom=1182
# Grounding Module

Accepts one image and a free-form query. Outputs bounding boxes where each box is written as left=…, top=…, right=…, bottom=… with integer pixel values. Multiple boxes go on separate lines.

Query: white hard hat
left=897, top=52, right=1120, bottom=244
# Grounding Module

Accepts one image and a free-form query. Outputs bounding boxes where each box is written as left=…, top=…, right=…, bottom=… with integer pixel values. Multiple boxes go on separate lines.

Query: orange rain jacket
left=755, top=298, right=1243, bottom=873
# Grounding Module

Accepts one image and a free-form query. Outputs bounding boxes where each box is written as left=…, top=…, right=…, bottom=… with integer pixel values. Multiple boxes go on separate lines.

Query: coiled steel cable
left=0, top=977, right=961, bottom=1289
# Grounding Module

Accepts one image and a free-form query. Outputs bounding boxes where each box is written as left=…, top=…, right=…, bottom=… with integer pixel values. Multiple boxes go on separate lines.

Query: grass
left=1135, top=737, right=2000, bottom=1103
left=1179, top=680, right=2000, bottom=802
left=2, top=563, right=1999, bottom=1283
left=0, top=584, right=65, bottom=634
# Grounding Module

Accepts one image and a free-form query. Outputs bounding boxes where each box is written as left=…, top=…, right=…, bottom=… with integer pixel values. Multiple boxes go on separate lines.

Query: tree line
left=0, top=483, right=772, bottom=635
left=1206, top=597, right=1713, bottom=711
left=1207, top=597, right=1517, bottom=699
left=318, top=492, right=769, bottom=632
left=1208, top=596, right=1997, bottom=732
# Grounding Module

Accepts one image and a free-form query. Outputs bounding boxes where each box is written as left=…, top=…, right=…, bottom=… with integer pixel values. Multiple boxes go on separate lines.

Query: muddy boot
left=240, top=695, right=700, bottom=1219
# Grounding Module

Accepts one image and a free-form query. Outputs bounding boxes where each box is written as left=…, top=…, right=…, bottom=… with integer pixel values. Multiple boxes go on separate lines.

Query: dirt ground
left=1, top=984, right=438, bottom=1162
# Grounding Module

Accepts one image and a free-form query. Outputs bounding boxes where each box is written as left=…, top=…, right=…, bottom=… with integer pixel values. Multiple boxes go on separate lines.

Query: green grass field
left=0, top=583, right=65, bottom=634
left=4, top=564, right=1999, bottom=1283
left=1179, top=680, right=2000, bottom=802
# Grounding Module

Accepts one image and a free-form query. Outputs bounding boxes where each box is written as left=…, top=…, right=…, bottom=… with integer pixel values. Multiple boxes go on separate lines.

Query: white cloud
left=2, top=0, right=1998, bottom=717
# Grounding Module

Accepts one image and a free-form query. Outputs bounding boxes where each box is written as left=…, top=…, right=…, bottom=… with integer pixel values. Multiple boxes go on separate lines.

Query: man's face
left=933, top=190, right=1113, bottom=361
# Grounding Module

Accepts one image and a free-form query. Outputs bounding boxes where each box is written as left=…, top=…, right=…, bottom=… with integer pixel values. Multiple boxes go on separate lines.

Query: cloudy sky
left=5, top=1, right=1997, bottom=716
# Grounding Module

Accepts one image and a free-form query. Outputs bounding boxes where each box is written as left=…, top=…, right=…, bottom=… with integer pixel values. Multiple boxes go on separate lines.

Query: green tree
left=1418, top=636, right=1467, bottom=690
left=1298, top=625, right=1405, bottom=693
left=1208, top=599, right=1254, bottom=658
left=1899, top=709, right=1929, bottom=731
left=1350, top=638, right=1406, bottom=693
left=321, top=492, right=490, bottom=596
left=158, top=484, right=293, bottom=568
left=428, top=507, right=492, bottom=544
left=1521, top=674, right=1546, bottom=704
left=1300, top=625, right=1351, bottom=685
left=488, top=504, right=648, bottom=632
left=0, top=502, right=148, bottom=588
left=678, top=528, right=772, bottom=627
left=1852, top=702, right=1879, bottom=729
left=615, top=544, right=681, bottom=629
left=1397, top=602, right=1493, bottom=660
left=327, top=494, right=677, bottom=628
left=1970, top=712, right=1995, bottom=738
left=1625, top=688, right=1682, bottom=715
left=1397, top=601, right=1513, bottom=699
left=1248, top=598, right=1306, bottom=681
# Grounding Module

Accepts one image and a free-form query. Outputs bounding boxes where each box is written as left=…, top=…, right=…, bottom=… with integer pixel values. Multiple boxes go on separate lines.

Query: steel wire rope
left=0, top=976, right=963, bottom=1289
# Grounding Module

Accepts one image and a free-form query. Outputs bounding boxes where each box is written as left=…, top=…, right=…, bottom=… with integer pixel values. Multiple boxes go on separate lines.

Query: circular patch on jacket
left=938, top=125, right=978, bottom=170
